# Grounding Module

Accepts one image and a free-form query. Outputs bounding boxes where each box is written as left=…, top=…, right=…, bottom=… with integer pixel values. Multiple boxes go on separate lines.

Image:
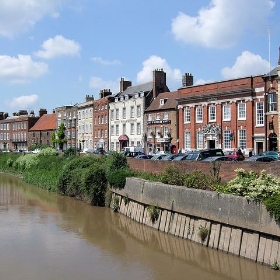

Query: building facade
left=55, top=105, right=77, bottom=150
left=93, top=89, right=113, bottom=151
left=177, top=75, right=265, bottom=156
left=109, top=69, right=169, bottom=152
left=77, top=95, right=94, bottom=151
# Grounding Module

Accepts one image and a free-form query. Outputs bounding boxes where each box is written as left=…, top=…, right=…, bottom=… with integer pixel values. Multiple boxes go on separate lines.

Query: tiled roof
left=29, top=113, right=57, bottom=131
left=145, top=91, right=181, bottom=112
left=263, top=65, right=280, bottom=77
left=120, top=82, right=153, bottom=96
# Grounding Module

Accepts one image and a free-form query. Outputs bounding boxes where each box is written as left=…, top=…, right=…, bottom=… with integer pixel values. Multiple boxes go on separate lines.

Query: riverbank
left=111, top=177, right=280, bottom=268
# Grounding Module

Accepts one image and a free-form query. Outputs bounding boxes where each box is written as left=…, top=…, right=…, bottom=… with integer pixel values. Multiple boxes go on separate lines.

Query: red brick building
left=28, top=113, right=57, bottom=147
left=177, top=75, right=266, bottom=156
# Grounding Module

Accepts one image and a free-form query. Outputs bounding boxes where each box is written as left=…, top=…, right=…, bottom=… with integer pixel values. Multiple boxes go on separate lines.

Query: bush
left=147, top=204, right=160, bottom=223
left=13, top=154, right=39, bottom=171
left=263, top=194, right=280, bottom=221
left=38, top=147, right=57, bottom=156
left=106, top=152, right=128, bottom=175
left=63, top=147, right=77, bottom=157
left=107, top=168, right=134, bottom=189
left=184, top=170, right=213, bottom=190
left=160, top=165, right=185, bottom=186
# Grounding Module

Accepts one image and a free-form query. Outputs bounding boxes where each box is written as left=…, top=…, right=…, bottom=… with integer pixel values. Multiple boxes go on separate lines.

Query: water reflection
left=0, top=173, right=279, bottom=280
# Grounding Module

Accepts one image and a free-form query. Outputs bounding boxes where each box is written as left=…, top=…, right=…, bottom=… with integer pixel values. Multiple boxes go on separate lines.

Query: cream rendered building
left=77, top=95, right=94, bottom=151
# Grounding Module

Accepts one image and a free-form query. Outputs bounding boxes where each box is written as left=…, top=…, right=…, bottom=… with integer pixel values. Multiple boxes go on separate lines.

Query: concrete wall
left=111, top=177, right=280, bottom=267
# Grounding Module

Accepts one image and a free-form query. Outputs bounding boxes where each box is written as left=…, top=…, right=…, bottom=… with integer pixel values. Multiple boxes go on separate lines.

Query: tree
left=52, top=123, right=67, bottom=150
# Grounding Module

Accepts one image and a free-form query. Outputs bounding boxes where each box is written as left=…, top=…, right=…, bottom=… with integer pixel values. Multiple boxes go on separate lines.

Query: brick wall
left=127, top=158, right=280, bottom=183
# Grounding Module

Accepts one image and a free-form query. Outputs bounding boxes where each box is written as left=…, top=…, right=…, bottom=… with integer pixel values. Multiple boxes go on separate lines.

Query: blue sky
left=0, top=0, right=279, bottom=115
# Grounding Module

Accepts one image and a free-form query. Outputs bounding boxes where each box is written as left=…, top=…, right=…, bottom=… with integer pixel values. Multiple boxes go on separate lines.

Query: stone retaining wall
left=111, top=177, right=280, bottom=267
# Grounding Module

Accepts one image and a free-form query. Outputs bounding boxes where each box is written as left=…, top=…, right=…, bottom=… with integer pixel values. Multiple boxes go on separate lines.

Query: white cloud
left=89, top=76, right=119, bottom=93
left=0, top=55, right=48, bottom=83
left=221, top=51, right=270, bottom=79
left=35, top=35, right=81, bottom=59
left=0, top=0, right=63, bottom=38
left=91, top=57, right=121, bottom=66
left=171, top=0, right=274, bottom=49
left=6, top=94, right=39, bottom=109
left=137, top=55, right=182, bottom=90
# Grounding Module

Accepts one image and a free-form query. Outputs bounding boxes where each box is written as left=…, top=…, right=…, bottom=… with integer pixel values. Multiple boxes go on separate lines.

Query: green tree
left=52, top=123, right=67, bottom=150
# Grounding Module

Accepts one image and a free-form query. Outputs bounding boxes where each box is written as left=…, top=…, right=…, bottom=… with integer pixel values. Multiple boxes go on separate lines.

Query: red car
left=225, top=150, right=244, bottom=161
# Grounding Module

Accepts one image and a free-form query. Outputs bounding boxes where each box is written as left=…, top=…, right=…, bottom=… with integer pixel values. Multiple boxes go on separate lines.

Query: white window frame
left=256, top=101, right=264, bottom=126
left=238, top=103, right=246, bottom=120
left=184, top=108, right=190, bottom=123
left=223, top=130, right=231, bottom=150
left=184, top=131, right=191, bottom=150
left=223, top=105, right=231, bottom=121
left=238, top=129, right=246, bottom=149
left=196, top=107, right=203, bottom=123
left=196, top=131, right=203, bottom=149
left=208, top=106, right=216, bottom=122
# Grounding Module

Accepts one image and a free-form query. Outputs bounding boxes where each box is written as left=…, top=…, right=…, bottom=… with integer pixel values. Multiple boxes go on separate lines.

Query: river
left=0, top=173, right=279, bottom=280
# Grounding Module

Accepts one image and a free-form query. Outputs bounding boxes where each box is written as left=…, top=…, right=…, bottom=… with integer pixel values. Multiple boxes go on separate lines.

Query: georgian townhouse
left=93, top=89, right=113, bottom=151
left=28, top=113, right=56, bottom=147
left=77, top=95, right=94, bottom=152
left=0, top=110, right=43, bottom=151
left=144, top=73, right=193, bottom=154
left=262, top=54, right=280, bottom=151
left=55, top=105, right=77, bottom=150
left=177, top=75, right=265, bottom=156
left=109, top=69, right=169, bottom=152
left=145, top=91, right=180, bottom=154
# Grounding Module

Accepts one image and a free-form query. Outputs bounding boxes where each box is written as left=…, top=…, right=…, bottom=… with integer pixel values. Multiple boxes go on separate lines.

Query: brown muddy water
left=0, top=173, right=279, bottom=280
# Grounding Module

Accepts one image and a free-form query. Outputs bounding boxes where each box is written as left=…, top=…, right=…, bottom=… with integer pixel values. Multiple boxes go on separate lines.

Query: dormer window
left=160, top=98, right=168, bottom=105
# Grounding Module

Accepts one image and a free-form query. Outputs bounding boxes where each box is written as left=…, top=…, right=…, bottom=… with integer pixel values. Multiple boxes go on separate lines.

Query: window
left=256, top=101, right=264, bottom=126
left=238, top=103, right=246, bottom=120
left=156, top=113, right=160, bottom=120
left=148, top=114, right=152, bottom=121
left=137, top=123, right=141, bottom=135
left=123, top=124, right=126, bottom=135
left=110, top=110, right=114, bottom=121
left=208, top=106, right=216, bottom=122
left=223, top=105, right=231, bottom=121
left=123, top=107, right=126, bottom=119
left=184, top=131, right=191, bottom=150
left=184, top=108, right=190, bottom=123
left=130, top=123, right=135, bottom=135
left=116, top=109, right=119, bottom=120
left=223, top=130, right=231, bottom=149
left=130, top=106, right=135, bottom=118
left=160, top=99, right=165, bottom=105
left=196, top=107, right=203, bottom=123
left=268, top=93, right=277, bottom=112
left=137, top=105, right=141, bottom=117
left=163, top=112, right=168, bottom=120
left=238, top=129, right=246, bottom=149
left=163, top=127, right=169, bottom=137
left=111, top=125, right=114, bottom=136
left=196, top=131, right=203, bottom=149
left=116, top=124, right=119, bottom=136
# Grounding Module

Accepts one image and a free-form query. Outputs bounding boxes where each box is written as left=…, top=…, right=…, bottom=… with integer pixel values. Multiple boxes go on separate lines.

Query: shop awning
left=118, top=134, right=129, bottom=141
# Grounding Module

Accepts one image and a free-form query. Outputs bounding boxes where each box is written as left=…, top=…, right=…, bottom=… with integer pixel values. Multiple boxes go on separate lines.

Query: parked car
left=184, top=148, right=224, bottom=161
left=161, top=154, right=183, bottom=161
left=150, top=154, right=168, bottom=160
left=134, top=154, right=153, bottom=159
left=202, top=156, right=237, bottom=162
left=244, top=156, right=276, bottom=162
left=172, top=153, right=192, bottom=161
left=258, top=151, right=280, bottom=160
left=224, top=150, right=245, bottom=161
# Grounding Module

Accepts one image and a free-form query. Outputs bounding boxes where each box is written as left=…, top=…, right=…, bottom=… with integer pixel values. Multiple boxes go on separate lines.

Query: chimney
left=85, top=95, right=94, bottom=102
left=39, top=108, right=47, bottom=117
left=120, top=78, right=132, bottom=92
left=99, top=89, right=112, bottom=98
left=278, top=46, right=280, bottom=65
left=153, top=68, right=168, bottom=98
left=182, top=73, right=194, bottom=87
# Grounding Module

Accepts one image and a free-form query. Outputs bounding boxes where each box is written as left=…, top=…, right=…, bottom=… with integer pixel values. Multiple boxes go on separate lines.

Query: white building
left=109, top=69, right=169, bottom=152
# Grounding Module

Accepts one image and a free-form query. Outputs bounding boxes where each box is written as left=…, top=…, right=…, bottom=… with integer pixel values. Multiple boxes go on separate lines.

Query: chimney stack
left=182, top=73, right=193, bottom=87
left=278, top=46, right=280, bottom=65
left=120, top=78, right=132, bottom=93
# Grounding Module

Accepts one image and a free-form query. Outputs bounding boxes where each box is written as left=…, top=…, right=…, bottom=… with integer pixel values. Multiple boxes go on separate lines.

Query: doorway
left=256, top=142, right=263, bottom=155
left=208, top=140, right=216, bottom=149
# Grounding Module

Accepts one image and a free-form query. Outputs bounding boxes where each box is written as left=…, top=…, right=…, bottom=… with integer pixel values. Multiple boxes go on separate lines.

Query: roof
left=145, top=91, right=180, bottom=112
left=29, top=113, right=57, bottom=131
left=120, top=82, right=153, bottom=96
left=263, top=65, right=280, bottom=77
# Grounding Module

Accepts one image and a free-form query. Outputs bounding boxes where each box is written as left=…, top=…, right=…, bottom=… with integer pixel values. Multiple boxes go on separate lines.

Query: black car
left=202, top=156, right=236, bottom=162
left=185, top=149, right=224, bottom=161
left=244, top=156, right=276, bottom=162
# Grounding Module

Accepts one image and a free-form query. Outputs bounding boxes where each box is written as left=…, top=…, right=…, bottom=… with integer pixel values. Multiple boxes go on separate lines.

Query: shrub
left=107, top=168, right=135, bottom=189
left=198, top=225, right=209, bottom=243
left=147, top=204, right=160, bottom=223
left=63, top=147, right=77, bottom=157
left=38, top=147, right=57, bottom=156
left=263, top=194, right=280, bottom=221
left=112, top=196, right=120, bottom=212
left=184, top=170, right=213, bottom=190
left=160, top=165, right=185, bottom=186
left=13, top=154, right=39, bottom=171
left=106, top=152, right=128, bottom=175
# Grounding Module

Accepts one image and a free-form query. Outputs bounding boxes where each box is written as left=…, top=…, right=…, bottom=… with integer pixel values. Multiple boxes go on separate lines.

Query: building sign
left=147, top=120, right=171, bottom=125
